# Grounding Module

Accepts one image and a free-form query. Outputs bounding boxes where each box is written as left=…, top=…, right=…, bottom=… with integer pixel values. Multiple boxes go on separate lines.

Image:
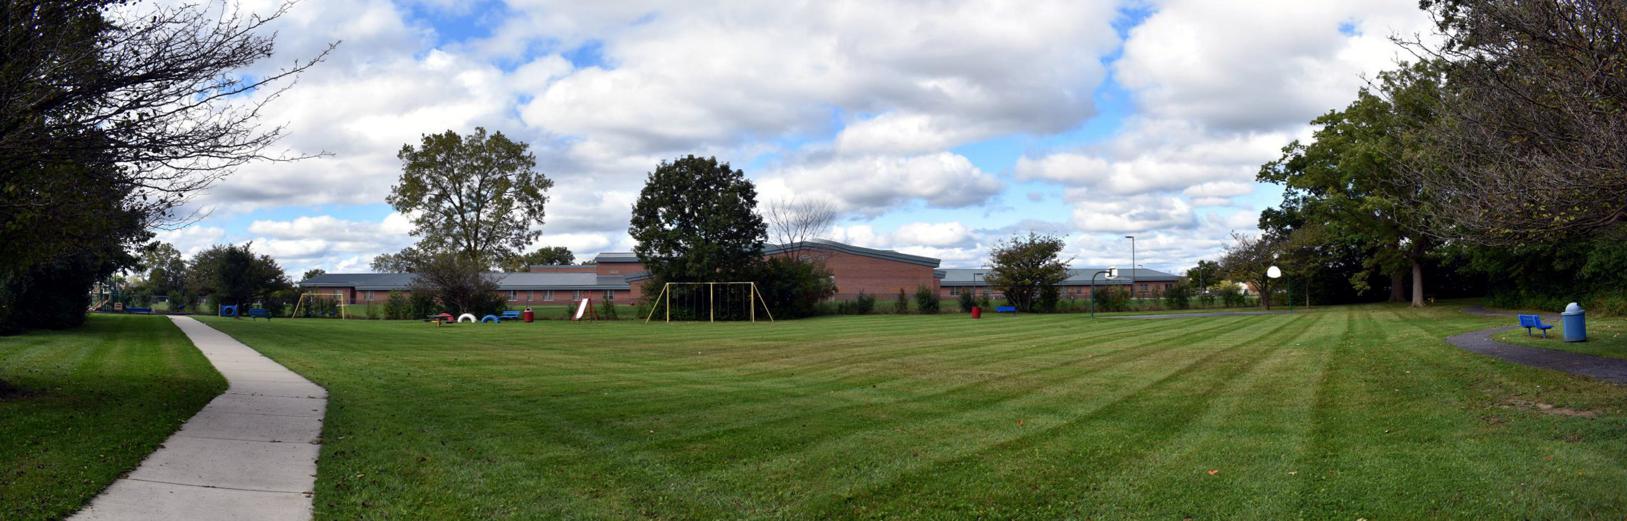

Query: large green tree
left=985, top=233, right=1070, bottom=313
left=187, top=244, right=291, bottom=309
left=1401, top=0, right=1626, bottom=245
left=1258, top=64, right=1442, bottom=307
left=629, top=155, right=767, bottom=283
left=387, top=128, right=553, bottom=269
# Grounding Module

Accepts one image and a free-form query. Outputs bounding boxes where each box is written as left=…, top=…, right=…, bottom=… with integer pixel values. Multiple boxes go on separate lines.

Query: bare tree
left=1219, top=232, right=1281, bottom=310
left=0, top=1, right=331, bottom=333
left=764, top=198, right=837, bottom=261
left=1397, top=1, right=1627, bottom=245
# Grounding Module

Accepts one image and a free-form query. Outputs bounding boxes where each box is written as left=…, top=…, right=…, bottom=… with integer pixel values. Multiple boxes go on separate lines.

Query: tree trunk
left=1389, top=272, right=1406, bottom=302
left=1261, top=279, right=1271, bottom=310
left=1409, top=240, right=1427, bottom=308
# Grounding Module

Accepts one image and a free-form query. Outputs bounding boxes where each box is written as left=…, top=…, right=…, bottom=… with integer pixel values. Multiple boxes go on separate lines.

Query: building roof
left=300, top=272, right=633, bottom=292
left=592, top=252, right=641, bottom=263
left=938, top=267, right=1181, bottom=287
left=300, top=273, right=420, bottom=291
left=766, top=239, right=940, bottom=267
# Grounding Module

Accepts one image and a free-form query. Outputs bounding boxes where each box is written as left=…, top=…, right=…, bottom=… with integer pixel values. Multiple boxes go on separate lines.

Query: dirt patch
left=0, top=379, right=31, bottom=400
left=1504, top=399, right=1598, bottom=418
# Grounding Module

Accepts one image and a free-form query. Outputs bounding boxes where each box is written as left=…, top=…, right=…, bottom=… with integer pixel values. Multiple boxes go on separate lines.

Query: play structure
left=219, top=304, right=238, bottom=318
left=644, top=282, right=774, bottom=323
left=291, top=292, right=349, bottom=319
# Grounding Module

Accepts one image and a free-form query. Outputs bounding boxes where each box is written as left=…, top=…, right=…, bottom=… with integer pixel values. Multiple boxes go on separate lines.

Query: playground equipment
left=480, top=315, right=500, bottom=323
left=457, top=313, right=477, bottom=324
left=573, top=298, right=601, bottom=321
left=219, top=304, right=239, bottom=318
left=248, top=308, right=273, bottom=320
left=644, top=282, right=774, bottom=323
left=292, top=292, right=349, bottom=319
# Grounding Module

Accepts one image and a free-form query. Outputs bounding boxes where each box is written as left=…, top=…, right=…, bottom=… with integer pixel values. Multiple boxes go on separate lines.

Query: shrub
left=384, top=291, right=410, bottom=320
left=1039, top=285, right=1060, bottom=312
left=895, top=288, right=909, bottom=314
left=977, top=291, right=992, bottom=309
left=1217, top=283, right=1247, bottom=308
left=1163, top=282, right=1194, bottom=310
left=853, top=292, right=875, bottom=314
left=1092, top=287, right=1130, bottom=312
left=914, top=285, right=940, bottom=314
left=957, top=291, right=976, bottom=313
left=753, top=257, right=838, bottom=319
left=1197, top=289, right=1217, bottom=308
left=600, top=297, right=619, bottom=319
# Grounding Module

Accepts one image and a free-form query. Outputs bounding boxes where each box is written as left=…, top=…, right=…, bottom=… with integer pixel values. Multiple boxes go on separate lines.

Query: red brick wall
left=595, top=261, right=645, bottom=277
left=812, top=250, right=938, bottom=300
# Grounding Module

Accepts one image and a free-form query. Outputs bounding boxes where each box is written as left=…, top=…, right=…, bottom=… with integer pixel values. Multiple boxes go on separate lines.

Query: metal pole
left=709, top=283, right=715, bottom=323
left=665, top=284, right=670, bottom=323
left=1125, top=235, right=1136, bottom=301
left=1090, top=272, right=1100, bottom=318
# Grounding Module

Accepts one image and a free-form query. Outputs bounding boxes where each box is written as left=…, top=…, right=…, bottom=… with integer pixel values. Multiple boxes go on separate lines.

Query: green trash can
left=1562, top=302, right=1587, bottom=342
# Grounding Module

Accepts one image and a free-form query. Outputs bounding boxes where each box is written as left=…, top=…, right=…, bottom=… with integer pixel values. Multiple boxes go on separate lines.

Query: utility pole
left=1124, top=235, right=1136, bottom=300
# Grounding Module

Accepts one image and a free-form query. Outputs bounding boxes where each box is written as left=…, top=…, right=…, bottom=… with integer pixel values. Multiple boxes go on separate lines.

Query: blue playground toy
left=480, top=314, right=500, bottom=324
left=125, top=307, right=153, bottom=314
left=500, top=310, right=522, bottom=321
left=1518, top=314, right=1553, bottom=337
left=219, top=304, right=239, bottom=318
left=248, top=308, right=273, bottom=321
left=995, top=306, right=1018, bottom=314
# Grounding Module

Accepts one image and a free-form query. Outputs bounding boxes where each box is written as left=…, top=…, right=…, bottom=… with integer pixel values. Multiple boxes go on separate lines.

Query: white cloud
left=1116, top=0, right=1433, bottom=132
left=759, top=152, right=1002, bottom=215
left=152, top=226, right=227, bottom=258
left=244, top=214, right=416, bottom=274
left=1069, top=193, right=1198, bottom=234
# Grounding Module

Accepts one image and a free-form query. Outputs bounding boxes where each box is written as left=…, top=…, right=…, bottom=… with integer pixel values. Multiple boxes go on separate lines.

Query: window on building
left=950, top=287, right=960, bottom=296
left=604, top=290, right=614, bottom=300
left=544, top=290, right=554, bottom=301
left=366, top=291, right=374, bottom=302
left=508, top=290, right=517, bottom=301
left=572, top=290, right=582, bottom=301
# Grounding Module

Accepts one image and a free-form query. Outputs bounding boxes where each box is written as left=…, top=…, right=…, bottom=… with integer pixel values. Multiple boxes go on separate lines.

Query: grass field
left=197, top=305, right=1627, bottom=520
left=0, top=315, right=225, bottom=521
left=1497, top=315, right=1627, bottom=360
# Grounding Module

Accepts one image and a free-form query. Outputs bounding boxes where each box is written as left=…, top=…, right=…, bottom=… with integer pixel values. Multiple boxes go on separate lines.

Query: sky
left=154, top=0, right=1437, bottom=276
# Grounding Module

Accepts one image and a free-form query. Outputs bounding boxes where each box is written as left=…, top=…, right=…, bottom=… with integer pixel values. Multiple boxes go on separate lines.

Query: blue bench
left=500, top=310, right=522, bottom=321
left=125, top=307, right=152, bottom=314
left=995, top=306, right=1017, bottom=313
left=248, top=308, right=273, bottom=320
left=1519, top=314, right=1553, bottom=337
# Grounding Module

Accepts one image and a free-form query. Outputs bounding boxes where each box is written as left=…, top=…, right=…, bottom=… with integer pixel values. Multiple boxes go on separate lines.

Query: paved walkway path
left=1449, top=307, right=1627, bottom=385
left=71, top=316, right=326, bottom=521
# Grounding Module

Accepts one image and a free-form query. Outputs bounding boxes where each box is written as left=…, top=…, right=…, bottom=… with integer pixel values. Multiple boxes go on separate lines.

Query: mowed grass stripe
left=810, top=314, right=1316, bottom=518
left=655, top=315, right=1277, bottom=470
left=194, top=306, right=1627, bottom=520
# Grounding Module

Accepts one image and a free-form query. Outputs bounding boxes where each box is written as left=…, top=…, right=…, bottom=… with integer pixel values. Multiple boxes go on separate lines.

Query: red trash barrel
left=522, top=307, right=535, bottom=323
left=971, top=306, right=982, bottom=319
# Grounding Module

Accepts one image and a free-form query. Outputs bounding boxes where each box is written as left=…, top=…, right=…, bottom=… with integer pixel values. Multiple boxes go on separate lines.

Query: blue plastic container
left=1562, top=302, right=1587, bottom=342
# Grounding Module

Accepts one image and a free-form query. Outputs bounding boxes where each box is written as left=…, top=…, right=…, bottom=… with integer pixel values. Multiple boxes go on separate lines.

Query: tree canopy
left=1257, top=64, right=1442, bottom=306
left=629, top=155, right=767, bottom=283
left=1400, top=0, right=1627, bottom=244
left=502, top=246, right=574, bottom=272
left=187, top=244, right=291, bottom=308
left=387, top=127, right=553, bottom=269
left=0, top=2, right=323, bottom=333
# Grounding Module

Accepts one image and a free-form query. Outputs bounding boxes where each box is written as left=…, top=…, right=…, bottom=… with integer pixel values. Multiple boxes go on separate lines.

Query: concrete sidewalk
left=71, top=316, right=326, bottom=521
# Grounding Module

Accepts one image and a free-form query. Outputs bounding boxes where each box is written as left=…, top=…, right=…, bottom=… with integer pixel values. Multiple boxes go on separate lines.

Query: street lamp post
left=1124, top=235, right=1136, bottom=300
left=1266, top=265, right=1282, bottom=311
left=1090, top=267, right=1118, bottom=318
